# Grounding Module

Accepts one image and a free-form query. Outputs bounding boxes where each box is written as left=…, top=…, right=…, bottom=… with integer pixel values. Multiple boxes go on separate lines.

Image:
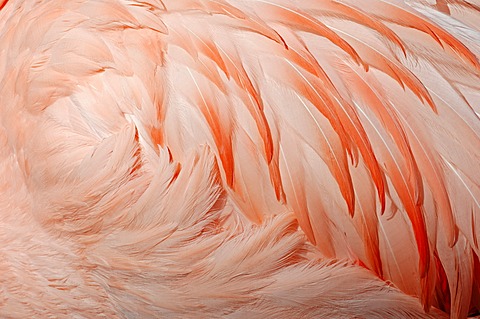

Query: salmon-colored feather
left=342, top=0, right=480, bottom=69
left=1, top=0, right=479, bottom=318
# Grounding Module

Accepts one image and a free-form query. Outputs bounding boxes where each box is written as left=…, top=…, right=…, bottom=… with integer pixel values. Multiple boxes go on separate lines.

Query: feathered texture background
left=0, top=0, right=479, bottom=318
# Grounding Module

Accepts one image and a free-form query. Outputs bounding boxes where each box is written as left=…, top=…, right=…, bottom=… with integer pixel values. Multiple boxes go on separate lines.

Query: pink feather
left=0, top=0, right=479, bottom=317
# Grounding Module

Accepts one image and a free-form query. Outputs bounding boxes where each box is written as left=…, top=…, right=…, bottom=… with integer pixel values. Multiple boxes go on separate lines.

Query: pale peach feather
left=0, top=0, right=479, bottom=318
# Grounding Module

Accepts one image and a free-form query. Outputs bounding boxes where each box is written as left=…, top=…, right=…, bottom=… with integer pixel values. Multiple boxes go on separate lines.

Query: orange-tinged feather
left=1, top=0, right=479, bottom=317
left=0, top=0, right=8, bottom=10
left=306, top=0, right=407, bottom=55
left=217, top=46, right=275, bottom=163
left=336, top=30, right=436, bottom=110
left=255, top=1, right=365, bottom=68
left=343, top=0, right=480, bottom=69
left=196, top=94, right=235, bottom=187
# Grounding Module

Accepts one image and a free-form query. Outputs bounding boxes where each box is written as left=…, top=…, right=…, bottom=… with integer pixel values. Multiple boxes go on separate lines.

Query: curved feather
left=0, top=0, right=479, bottom=317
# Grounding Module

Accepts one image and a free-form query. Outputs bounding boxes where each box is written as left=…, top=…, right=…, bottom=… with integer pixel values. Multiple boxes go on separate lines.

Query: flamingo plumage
left=0, top=0, right=479, bottom=317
